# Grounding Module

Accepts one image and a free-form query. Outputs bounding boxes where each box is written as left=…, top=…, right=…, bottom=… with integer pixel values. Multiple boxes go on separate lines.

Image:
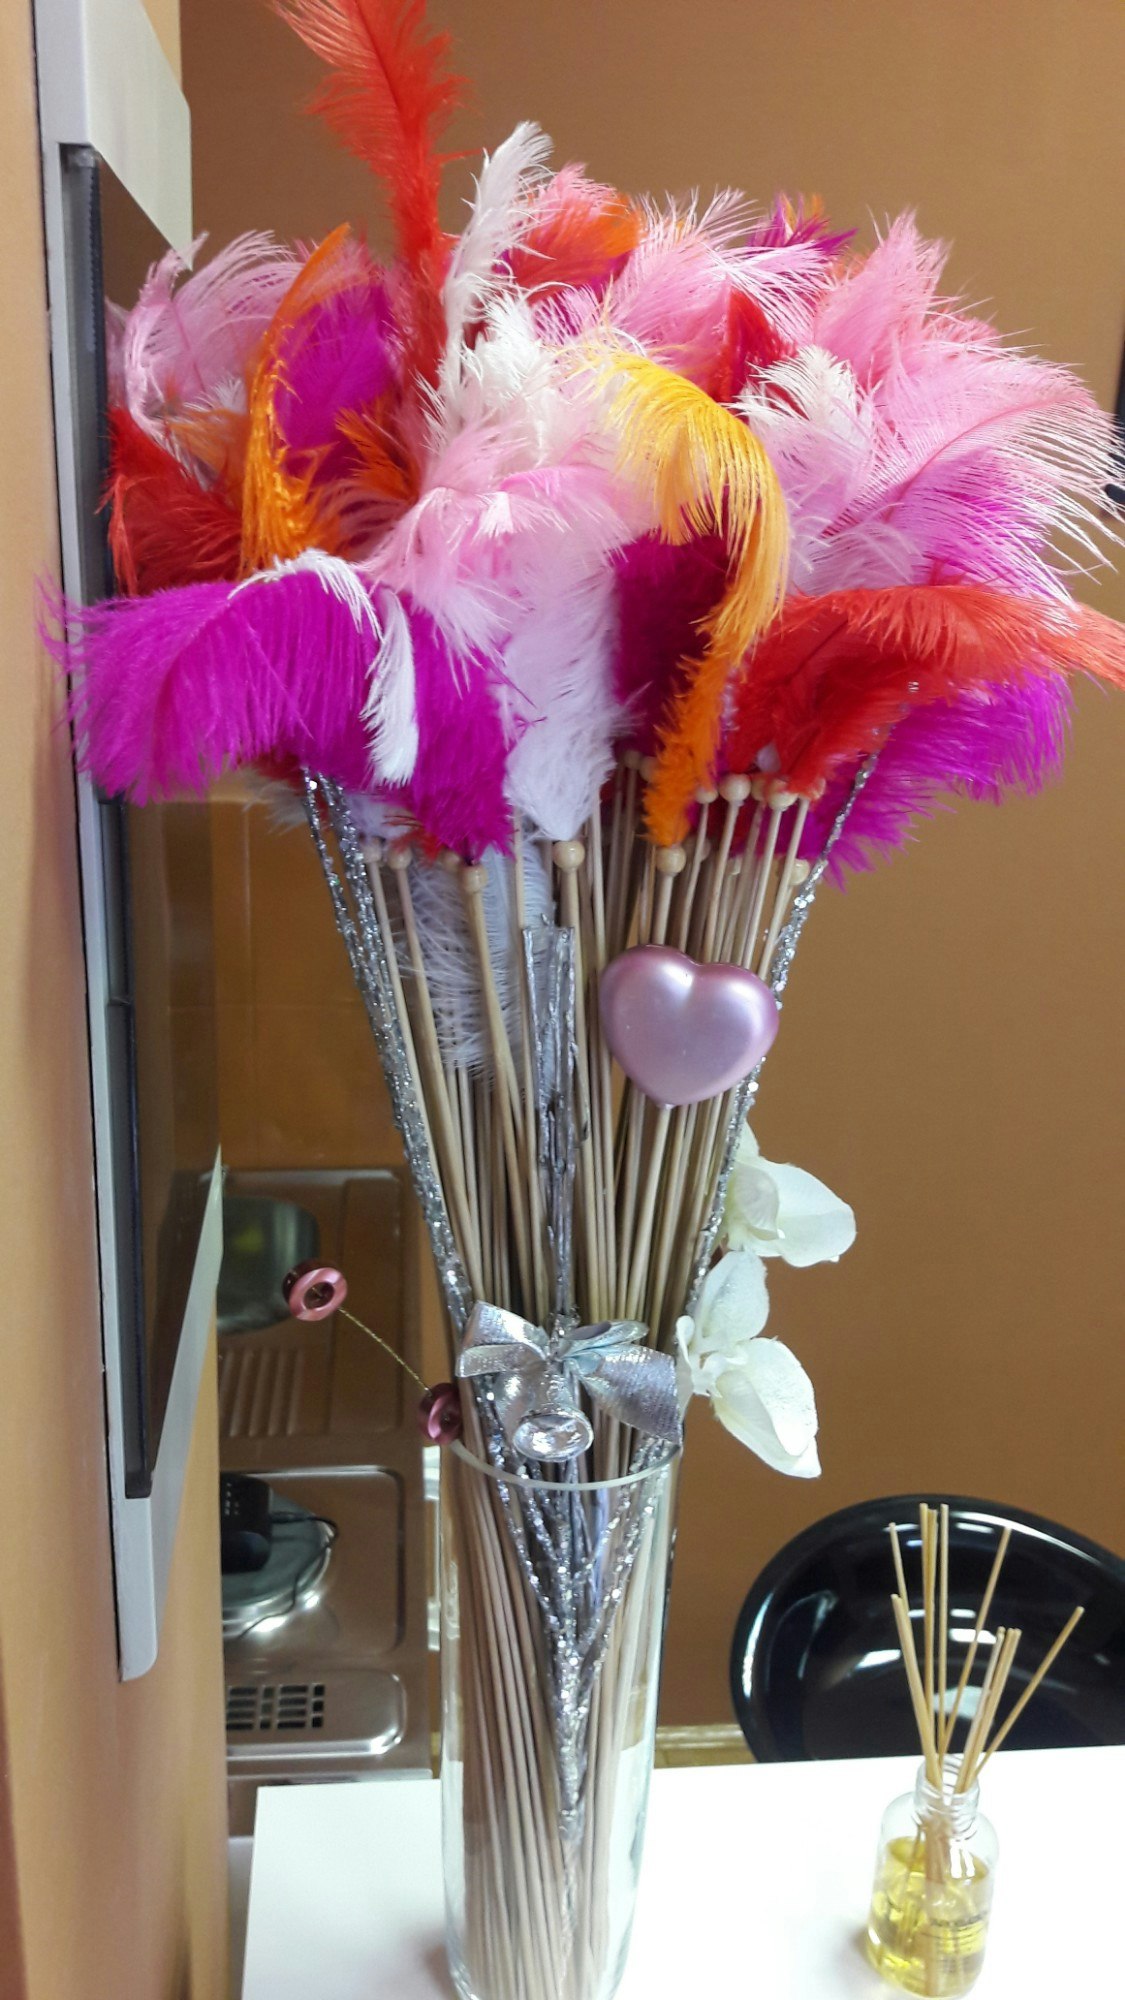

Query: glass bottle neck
left=913, top=1758, right=980, bottom=1837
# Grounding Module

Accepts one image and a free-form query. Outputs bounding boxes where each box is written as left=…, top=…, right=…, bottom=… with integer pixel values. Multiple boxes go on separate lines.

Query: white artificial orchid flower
left=675, top=1250, right=821, bottom=1479
left=724, top=1124, right=855, bottom=1267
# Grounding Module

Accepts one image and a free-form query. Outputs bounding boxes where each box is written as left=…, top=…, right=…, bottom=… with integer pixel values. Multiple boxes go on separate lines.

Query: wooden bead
left=623, top=748, right=643, bottom=770
left=654, top=845, right=687, bottom=876
left=768, top=790, right=798, bottom=813
left=461, top=864, right=488, bottom=895
left=552, top=840, right=585, bottom=872
left=387, top=845, right=412, bottom=872
left=639, top=756, right=658, bottom=782
left=790, top=860, right=812, bottom=886
left=365, top=837, right=385, bottom=864
left=694, top=785, right=719, bottom=806
left=719, top=773, right=752, bottom=805
left=439, top=849, right=463, bottom=873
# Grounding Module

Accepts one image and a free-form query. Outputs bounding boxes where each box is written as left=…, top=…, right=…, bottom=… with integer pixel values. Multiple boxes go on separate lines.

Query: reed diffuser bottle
left=867, top=1756, right=997, bottom=1997
left=867, top=1503, right=1084, bottom=2000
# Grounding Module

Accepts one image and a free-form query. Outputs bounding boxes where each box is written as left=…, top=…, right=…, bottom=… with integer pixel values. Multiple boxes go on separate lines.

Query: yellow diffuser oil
left=866, top=1760, right=997, bottom=1998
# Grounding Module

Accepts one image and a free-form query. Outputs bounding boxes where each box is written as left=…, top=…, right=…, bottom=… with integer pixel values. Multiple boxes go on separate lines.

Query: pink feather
left=120, top=232, right=304, bottom=443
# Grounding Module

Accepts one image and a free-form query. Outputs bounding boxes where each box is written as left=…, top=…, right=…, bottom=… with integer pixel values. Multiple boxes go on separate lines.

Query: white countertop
left=241, top=1746, right=1122, bottom=1998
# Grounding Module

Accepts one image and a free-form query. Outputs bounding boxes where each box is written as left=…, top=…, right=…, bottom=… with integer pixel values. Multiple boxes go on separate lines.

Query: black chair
left=730, top=1494, right=1125, bottom=1761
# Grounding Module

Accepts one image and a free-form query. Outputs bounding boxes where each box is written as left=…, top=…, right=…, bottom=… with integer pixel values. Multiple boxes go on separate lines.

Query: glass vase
left=866, top=1757, right=999, bottom=1997
left=440, top=1436, right=680, bottom=2000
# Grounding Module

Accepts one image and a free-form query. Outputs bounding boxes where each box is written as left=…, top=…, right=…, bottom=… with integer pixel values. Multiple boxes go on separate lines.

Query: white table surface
left=241, top=1746, right=1122, bottom=1998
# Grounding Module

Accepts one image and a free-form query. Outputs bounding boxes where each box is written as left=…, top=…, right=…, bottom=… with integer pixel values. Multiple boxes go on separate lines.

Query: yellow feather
left=590, top=348, right=789, bottom=840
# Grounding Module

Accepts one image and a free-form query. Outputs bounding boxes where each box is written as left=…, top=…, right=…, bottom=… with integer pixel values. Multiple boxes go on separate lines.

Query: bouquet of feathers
left=54, top=1, right=1123, bottom=1994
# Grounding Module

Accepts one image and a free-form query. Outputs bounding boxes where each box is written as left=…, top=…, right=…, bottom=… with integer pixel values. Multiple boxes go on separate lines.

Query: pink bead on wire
left=282, top=1262, right=463, bottom=1445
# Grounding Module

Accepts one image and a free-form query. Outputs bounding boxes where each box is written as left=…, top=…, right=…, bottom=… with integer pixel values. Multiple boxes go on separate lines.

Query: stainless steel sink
left=219, top=1169, right=431, bottom=1833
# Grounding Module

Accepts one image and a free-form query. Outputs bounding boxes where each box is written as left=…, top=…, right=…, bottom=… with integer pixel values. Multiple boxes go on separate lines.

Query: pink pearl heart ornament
left=599, top=945, right=780, bottom=1108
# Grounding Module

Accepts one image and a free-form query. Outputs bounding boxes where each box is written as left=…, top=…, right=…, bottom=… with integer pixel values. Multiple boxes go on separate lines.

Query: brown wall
left=0, top=7, right=228, bottom=1995
left=184, top=0, right=1125, bottom=1724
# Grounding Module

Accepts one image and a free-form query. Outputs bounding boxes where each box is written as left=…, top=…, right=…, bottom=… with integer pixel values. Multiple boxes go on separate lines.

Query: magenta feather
left=388, top=605, right=515, bottom=855
left=274, top=270, right=400, bottom=474
left=805, top=671, right=1072, bottom=878
left=55, top=572, right=380, bottom=799
left=611, top=535, right=729, bottom=752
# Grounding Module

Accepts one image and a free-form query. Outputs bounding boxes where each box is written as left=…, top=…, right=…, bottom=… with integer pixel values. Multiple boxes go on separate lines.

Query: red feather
left=105, top=408, right=242, bottom=595
left=274, top=0, right=465, bottom=382
left=727, top=585, right=1125, bottom=798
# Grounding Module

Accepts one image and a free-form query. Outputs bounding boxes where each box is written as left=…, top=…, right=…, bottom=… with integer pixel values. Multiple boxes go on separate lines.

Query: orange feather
left=240, top=228, right=359, bottom=573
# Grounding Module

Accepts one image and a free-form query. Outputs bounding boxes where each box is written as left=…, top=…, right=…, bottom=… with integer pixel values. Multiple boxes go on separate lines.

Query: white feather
left=502, top=573, right=623, bottom=839
left=404, top=836, right=553, bottom=1070
left=439, top=122, right=554, bottom=415
left=362, top=590, right=419, bottom=784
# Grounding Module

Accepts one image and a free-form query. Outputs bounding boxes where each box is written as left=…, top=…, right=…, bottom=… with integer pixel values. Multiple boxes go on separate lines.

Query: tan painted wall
left=183, top=0, right=1125, bottom=1724
left=0, top=6, right=227, bottom=1994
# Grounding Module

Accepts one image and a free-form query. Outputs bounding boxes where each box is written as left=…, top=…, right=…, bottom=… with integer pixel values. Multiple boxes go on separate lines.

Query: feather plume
left=403, top=836, right=550, bottom=1068
left=385, top=605, right=514, bottom=856
left=501, top=569, right=623, bottom=837
left=105, top=408, right=243, bottom=593
left=726, top=585, right=1125, bottom=799
left=611, top=534, right=728, bottom=750
left=367, top=304, right=635, bottom=653
left=580, top=192, right=839, bottom=392
left=590, top=347, right=789, bottom=840
left=807, top=673, right=1073, bottom=878
left=54, top=569, right=381, bottom=800
left=812, top=214, right=949, bottom=387
left=508, top=165, right=641, bottom=299
left=120, top=232, right=302, bottom=444
left=240, top=228, right=364, bottom=570
left=847, top=340, right=1119, bottom=599
left=362, top=586, right=418, bottom=780
left=274, top=268, right=400, bottom=470
left=274, top=0, right=464, bottom=381
left=439, top=122, right=553, bottom=406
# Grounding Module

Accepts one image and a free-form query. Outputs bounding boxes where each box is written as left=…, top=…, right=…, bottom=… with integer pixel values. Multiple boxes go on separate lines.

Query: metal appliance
left=218, top=1168, right=431, bottom=1834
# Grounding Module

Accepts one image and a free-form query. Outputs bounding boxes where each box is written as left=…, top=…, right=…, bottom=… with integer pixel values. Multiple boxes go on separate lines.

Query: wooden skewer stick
left=461, top=863, right=534, bottom=1311
left=731, top=792, right=781, bottom=966
left=758, top=797, right=810, bottom=981
left=676, top=790, right=717, bottom=953
left=889, top=1521, right=910, bottom=1611
left=585, top=810, right=618, bottom=1314
left=942, top=1525, right=1012, bottom=1754
left=959, top=1627, right=1021, bottom=1789
left=555, top=839, right=605, bottom=1318
left=624, top=1105, right=672, bottom=1322
left=956, top=1624, right=1008, bottom=1785
left=921, top=1504, right=937, bottom=1749
left=513, top=837, right=549, bottom=1322
left=891, top=1593, right=940, bottom=1785
left=975, top=1607, right=1085, bottom=1775
left=608, top=752, right=641, bottom=959
left=932, top=1504, right=940, bottom=1744
left=701, top=775, right=750, bottom=961
left=386, top=849, right=483, bottom=1298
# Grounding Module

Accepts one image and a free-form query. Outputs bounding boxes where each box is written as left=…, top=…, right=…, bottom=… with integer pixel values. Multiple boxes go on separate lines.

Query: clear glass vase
left=440, top=1436, right=680, bottom=2000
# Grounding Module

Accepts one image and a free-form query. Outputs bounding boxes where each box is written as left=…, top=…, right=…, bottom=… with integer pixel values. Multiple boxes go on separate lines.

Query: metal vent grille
left=226, top=1682, right=326, bottom=1733
left=219, top=1346, right=313, bottom=1440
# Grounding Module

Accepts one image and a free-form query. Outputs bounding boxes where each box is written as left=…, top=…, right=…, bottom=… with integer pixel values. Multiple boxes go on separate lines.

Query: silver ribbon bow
left=458, top=1302, right=683, bottom=1464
